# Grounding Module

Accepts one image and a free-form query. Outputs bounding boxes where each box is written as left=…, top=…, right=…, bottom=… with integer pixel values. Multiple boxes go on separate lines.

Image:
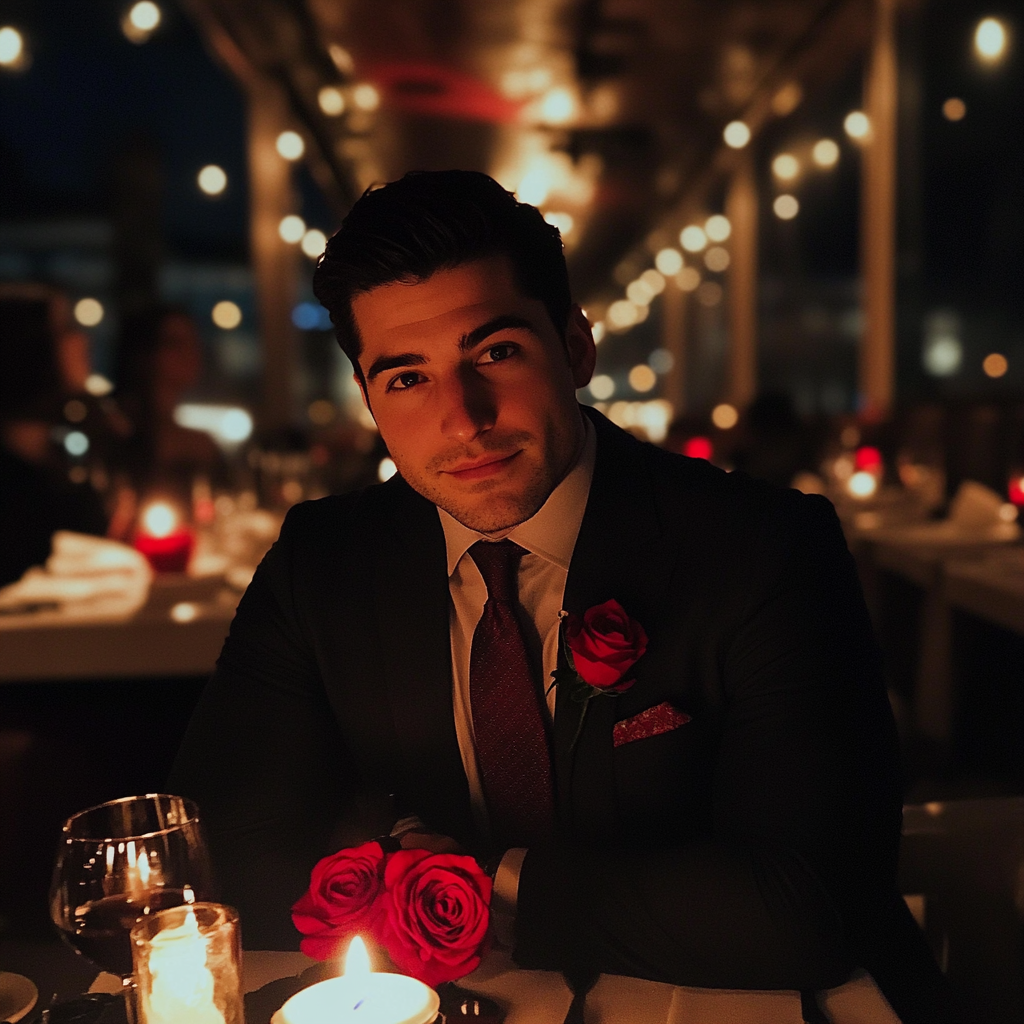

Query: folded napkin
left=0, top=530, right=152, bottom=620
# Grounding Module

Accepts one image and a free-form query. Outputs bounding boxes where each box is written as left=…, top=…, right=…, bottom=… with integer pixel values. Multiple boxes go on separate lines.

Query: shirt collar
left=438, top=415, right=596, bottom=576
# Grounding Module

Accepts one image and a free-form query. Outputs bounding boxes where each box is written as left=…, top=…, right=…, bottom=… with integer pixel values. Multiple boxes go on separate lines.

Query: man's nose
left=439, top=368, right=496, bottom=441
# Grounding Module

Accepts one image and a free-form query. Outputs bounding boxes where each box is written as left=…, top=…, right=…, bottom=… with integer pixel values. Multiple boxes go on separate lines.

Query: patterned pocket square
left=613, top=701, right=691, bottom=748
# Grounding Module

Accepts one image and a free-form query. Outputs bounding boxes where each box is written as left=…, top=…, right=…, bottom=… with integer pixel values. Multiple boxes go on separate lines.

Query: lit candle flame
left=344, top=936, right=371, bottom=979
left=142, top=502, right=178, bottom=538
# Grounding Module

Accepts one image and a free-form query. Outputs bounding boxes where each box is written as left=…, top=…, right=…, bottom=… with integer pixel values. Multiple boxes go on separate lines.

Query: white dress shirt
left=437, top=417, right=596, bottom=928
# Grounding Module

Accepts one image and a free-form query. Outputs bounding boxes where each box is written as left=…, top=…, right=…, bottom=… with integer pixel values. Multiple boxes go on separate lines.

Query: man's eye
left=480, top=343, right=516, bottom=364
left=388, top=371, right=424, bottom=391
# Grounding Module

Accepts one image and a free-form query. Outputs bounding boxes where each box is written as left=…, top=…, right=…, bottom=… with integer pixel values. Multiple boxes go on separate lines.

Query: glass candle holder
left=131, top=902, right=243, bottom=1024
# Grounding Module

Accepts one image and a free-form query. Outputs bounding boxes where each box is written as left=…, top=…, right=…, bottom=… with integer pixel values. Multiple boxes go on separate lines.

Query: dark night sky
left=0, top=0, right=249, bottom=259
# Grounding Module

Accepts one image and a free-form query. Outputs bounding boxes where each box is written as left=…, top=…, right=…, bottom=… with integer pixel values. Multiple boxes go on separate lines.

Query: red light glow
left=855, top=446, right=883, bottom=472
left=684, top=437, right=713, bottom=461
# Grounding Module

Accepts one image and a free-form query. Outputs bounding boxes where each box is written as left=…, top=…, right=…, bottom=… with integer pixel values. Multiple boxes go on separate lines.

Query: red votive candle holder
left=134, top=502, right=195, bottom=573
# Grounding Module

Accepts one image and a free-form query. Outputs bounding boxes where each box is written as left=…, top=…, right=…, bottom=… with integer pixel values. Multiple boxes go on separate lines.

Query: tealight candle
left=134, top=501, right=195, bottom=573
left=273, top=937, right=439, bottom=1024
left=132, top=903, right=243, bottom=1024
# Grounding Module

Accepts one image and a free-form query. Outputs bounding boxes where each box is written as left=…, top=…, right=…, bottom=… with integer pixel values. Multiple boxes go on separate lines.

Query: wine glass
left=49, top=794, right=214, bottom=1018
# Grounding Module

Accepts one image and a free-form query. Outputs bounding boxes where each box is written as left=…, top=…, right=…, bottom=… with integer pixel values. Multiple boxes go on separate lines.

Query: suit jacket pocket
left=613, top=701, right=712, bottom=843
left=613, top=700, right=691, bottom=748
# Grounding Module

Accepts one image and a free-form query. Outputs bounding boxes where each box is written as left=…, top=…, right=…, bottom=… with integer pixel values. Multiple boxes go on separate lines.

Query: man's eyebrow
left=366, top=352, right=427, bottom=383
left=459, top=314, right=537, bottom=351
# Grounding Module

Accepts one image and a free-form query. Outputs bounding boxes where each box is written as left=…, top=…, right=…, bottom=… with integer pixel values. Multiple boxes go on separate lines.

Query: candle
left=273, top=937, right=439, bottom=1024
left=132, top=903, right=243, bottom=1024
left=134, top=502, right=195, bottom=573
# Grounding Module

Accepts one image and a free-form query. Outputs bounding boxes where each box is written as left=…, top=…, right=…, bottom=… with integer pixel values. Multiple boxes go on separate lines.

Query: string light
left=590, top=375, right=615, bottom=400
left=812, top=139, right=839, bottom=167
left=942, top=98, right=966, bottom=121
left=983, top=353, right=1008, bottom=378
left=301, top=229, right=327, bottom=259
left=628, top=365, right=657, bottom=393
left=844, top=111, right=871, bottom=141
left=197, top=165, right=227, bottom=196
left=318, top=87, right=345, bottom=116
left=712, top=403, right=739, bottom=429
left=975, top=18, right=1007, bottom=62
left=123, top=2, right=161, bottom=43
left=211, top=301, right=242, bottom=330
left=774, top=195, right=799, bottom=220
left=704, top=215, right=731, bottom=242
left=723, top=121, right=751, bottom=148
left=276, top=131, right=305, bottom=161
left=74, top=298, right=104, bottom=327
left=352, top=84, right=380, bottom=111
left=680, top=225, right=707, bottom=253
left=279, top=215, right=306, bottom=243
left=704, top=247, right=730, bottom=272
left=0, top=26, right=25, bottom=67
left=772, top=153, right=799, bottom=181
left=655, top=248, right=683, bottom=275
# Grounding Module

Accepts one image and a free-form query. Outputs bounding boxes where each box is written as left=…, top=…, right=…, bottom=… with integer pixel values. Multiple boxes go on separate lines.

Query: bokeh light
left=680, top=225, right=707, bottom=253
left=352, top=83, right=380, bottom=111
left=975, top=18, right=1007, bottom=62
left=73, top=298, right=104, bottom=327
left=279, top=215, right=306, bottom=243
left=773, top=194, right=799, bottom=220
left=318, top=86, right=345, bottom=116
left=123, top=1, right=161, bottom=42
left=712, top=403, right=739, bottom=429
left=772, top=153, right=799, bottom=180
left=705, top=215, right=731, bottom=242
left=539, top=87, right=576, bottom=124
left=812, top=139, right=840, bottom=168
left=942, top=98, right=966, bottom=122
left=628, top=364, right=657, bottom=393
left=704, top=247, right=730, bottom=272
left=276, top=131, right=305, bottom=160
left=543, top=211, right=575, bottom=236
left=983, top=353, right=1008, bottom=378
left=589, top=375, right=615, bottom=400
left=655, top=248, right=683, bottom=275
left=608, top=299, right=641, bottom=329
left=844, top=111, right=871, bottom=141
left=0, top=26, right=25, bottom=67
left=648, top=349, right=674, bottom=374
left=212, top=300, right=242, bottom=330
left=197, top=165, right=227, bottom=196
left=723, top=121, right=751, bottom=148
left=301, top=228, right=327, bottom=259
left=675, top=267, right=701, bottom=292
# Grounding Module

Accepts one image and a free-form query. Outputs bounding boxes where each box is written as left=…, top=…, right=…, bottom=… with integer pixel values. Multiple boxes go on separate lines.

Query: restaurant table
left=0, top=576, right=237, bottom=683
left=844, top=522, right=1021, bottom=746
left=87, top=947, right=902, bottom=1024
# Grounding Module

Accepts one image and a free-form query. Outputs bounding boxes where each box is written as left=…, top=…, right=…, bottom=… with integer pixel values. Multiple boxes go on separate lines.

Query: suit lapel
left=372, top=478, right=475, bottom=844
left=555, top=409, right=678, bottom=841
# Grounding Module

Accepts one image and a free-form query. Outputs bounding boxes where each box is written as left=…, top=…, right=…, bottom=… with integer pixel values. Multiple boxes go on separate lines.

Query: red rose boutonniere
left=552, top=598, right=648, bottom=747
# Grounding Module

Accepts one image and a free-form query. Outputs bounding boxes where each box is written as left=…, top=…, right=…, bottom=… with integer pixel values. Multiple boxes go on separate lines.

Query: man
left=170, top=171, right=956, bottom=1022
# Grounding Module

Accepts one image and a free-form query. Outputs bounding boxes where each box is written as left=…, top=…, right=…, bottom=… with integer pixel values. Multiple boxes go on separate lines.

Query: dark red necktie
left=469, top=540, right=555, bottom=847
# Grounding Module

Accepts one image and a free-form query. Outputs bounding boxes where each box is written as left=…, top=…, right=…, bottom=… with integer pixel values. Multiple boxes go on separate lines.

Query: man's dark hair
left=312, top=170, right=571, bottom=380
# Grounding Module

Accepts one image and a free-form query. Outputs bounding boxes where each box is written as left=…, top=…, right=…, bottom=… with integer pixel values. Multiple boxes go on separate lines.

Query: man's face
left=352, top=256, right=596, bottom=534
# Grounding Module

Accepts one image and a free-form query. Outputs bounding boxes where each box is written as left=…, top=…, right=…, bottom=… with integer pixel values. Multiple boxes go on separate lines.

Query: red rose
left=291, top=840, right=387, bottom=960
left=565, top=599, right=647, bottom=692
left=378, top=849, right=492, bottom=988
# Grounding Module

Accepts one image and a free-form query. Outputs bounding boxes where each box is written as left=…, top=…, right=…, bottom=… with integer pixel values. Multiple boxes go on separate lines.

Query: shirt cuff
left=490, top=847, right=527, bottom=948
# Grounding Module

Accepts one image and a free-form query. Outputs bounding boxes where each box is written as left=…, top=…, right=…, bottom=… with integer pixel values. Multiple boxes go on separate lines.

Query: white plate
left=0, top=972, right=38, bottom=1023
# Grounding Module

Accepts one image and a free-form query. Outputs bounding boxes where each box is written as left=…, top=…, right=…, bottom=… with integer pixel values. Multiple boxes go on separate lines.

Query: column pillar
left=246, top=77, right=301, bottom=431
left=661, top=280, right=687, bottom=417
left=860, top=0, right=898, bottom=416
left=725, top=152, right=758, bottom=409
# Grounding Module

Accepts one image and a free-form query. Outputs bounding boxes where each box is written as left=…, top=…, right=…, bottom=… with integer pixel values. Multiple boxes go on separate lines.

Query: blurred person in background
left=0, top=284, right=115, bottom=587
left=731, top=392, right=820, bottom=490
left=113, top=303, right=227, bottom=507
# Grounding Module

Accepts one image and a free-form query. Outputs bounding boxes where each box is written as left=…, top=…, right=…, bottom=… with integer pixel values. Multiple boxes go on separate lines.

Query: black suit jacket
left=170, top=408, right=958, bottom=1022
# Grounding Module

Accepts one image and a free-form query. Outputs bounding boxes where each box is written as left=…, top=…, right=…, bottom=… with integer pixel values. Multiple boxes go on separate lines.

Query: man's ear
left=565, top=305, right=597, bottom=389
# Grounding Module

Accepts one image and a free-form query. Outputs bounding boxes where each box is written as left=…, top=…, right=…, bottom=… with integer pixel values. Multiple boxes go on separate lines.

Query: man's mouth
left=442, top=451, right=521, bottom=481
